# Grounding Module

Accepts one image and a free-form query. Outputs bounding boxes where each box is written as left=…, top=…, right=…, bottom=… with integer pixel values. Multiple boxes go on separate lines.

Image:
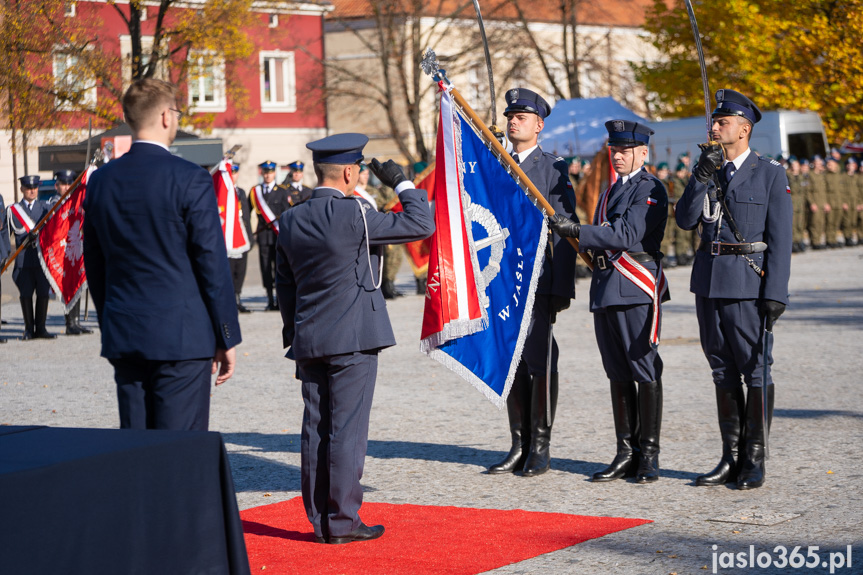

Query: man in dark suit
left=283, top=160, right=314, bottom=206
left=487, top=87, right=577, bottom=478
left=276, top=134, right=434, bottom=544
left=250, top=160, right=290, bottom=310
left=550, top=120, right=669, bottom=484
left=675, top=89, right=792, bottom=490
left=9, top=175, right=57, bottom=340
left=83, top=78, right=241, bottom=431
left=229, top=163, right=253, bottom=313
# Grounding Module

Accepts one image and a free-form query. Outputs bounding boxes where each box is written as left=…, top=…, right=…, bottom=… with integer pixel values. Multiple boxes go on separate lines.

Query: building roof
left=327, top=0, right=655, bottom=28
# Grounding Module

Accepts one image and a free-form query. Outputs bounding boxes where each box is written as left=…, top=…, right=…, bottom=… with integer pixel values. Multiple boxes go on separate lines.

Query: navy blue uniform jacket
left=83, top=142, right=242, bottom=360
left=521, top=147, right=577, bottom=298
left=675, top=153, right=792, bottom=304
left=578, top=169, right=668, bottom=311
left=276, top=187, right=434, bottom=360
left=10, top=199, right=51, bottom=269
left=0, top=195, right=12, bottom=261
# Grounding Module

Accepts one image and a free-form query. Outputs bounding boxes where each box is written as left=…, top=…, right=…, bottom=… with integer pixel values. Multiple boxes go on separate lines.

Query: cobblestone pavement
left=2, top=246, right=862, bottom=574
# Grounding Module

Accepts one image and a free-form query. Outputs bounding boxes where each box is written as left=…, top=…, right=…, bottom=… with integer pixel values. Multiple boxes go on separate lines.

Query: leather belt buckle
left=711, top=241, right=722, bottom=256
left=595, top=254, right=608, bottom=270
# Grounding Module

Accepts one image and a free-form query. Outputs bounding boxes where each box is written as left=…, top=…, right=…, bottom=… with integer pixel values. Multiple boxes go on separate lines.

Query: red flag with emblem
left=37, top=166, right=93, bottom=312
left=214, top=159, right=251, bottom=257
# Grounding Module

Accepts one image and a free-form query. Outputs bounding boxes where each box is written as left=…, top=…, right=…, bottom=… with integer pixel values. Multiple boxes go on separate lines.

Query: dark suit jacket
left=235, top=187, right=253, bottom=241
left=578, top=169, right=669, bottom=311
left=676, top=153, right=792, bottom=304
left=275, top=187, right=434, bottom=360
left=11, top=199, right=50, bottom=269
left=521, top=147, right=578, bottom=298
left=83, top=142, right=241, bottom=360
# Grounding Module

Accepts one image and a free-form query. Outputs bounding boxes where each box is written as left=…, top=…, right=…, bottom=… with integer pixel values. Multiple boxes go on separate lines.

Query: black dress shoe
left=237, top=303, right=252, bottom=314
left=34, top=329, right=57, bottom=339
left=66, top=325, right=83, bottom=335
left=315, top=536, right=327, bottom=544
left=329, top=523, right=384, bottom=544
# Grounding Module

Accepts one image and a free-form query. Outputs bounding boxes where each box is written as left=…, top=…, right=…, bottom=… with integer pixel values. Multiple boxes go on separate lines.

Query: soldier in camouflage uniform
left=373, top=174, right=406, bottom=299
left=787, top=157, right=807, bottom=253
left=842, top=158, right=859, bottom=246
left=824, top=157, right=844, bottom=247
left=808, top=156, right=829, bottom=249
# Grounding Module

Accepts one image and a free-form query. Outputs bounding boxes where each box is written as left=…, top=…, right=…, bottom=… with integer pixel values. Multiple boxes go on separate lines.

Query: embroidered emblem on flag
left=421, top=85, right=547, bottom=408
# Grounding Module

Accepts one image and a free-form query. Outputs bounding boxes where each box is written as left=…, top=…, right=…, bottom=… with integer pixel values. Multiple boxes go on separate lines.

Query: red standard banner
left=38, top=166, right=94, bottom=311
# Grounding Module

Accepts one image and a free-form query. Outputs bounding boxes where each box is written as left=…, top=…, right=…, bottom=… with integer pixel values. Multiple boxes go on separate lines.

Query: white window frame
left=64, top=2, right=76, bottom=17
left=52, top=48, right=97, bottom=110
left=268, top=14, right=279, bottom=28
left=119, top=35, right=168, bottom=85
left=187, top=51, right=227, bottom=113
left=259, top=50, right=296, bottom=113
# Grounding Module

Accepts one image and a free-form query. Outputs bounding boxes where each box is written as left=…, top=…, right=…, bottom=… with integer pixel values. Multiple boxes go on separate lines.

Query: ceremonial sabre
left=469, top=0, right=503, bottom=141
left=682, top=0, right=714, bottom=142
left=762, top=316, right=772, bottom=459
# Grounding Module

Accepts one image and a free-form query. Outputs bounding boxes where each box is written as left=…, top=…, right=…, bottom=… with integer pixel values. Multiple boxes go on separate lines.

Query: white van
left=649, top=110, right=829, bottom=165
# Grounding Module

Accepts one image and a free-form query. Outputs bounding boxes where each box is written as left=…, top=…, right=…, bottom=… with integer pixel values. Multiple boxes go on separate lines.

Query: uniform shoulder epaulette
left=761, top=156, right=781, bottom=167
left=542, top=150, right=564, bottom=162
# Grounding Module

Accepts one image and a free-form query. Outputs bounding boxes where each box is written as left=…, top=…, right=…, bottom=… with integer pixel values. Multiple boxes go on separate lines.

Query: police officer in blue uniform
left=675, top=89, right=792, bottom=490
left=487, top=88, right=577, bottom=477
left=283, top=160, right=314, bottom=206
left=276, top=134, right=434, bottom=544
left=250, top=160, right=290, bottom=310
left=9, top=175, right=57, bottom=340
left=50, top=169, right=94, bottom=335
left=550, top=120, right=669, bottom=483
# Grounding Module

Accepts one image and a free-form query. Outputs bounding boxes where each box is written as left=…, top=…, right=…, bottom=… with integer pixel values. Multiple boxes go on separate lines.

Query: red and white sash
left=214, top=160, right=251, bottom=257
left=596, top=181, right=668, bottom=346
left=8, top=203, right=36, bottom=234
left=252, top=184, right=279, bottom=234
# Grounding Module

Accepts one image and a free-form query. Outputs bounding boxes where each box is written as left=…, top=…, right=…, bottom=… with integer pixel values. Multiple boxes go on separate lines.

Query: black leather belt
left=592, top=251, right=662, bottom=270
left=698, top=240, right=767, bottom=256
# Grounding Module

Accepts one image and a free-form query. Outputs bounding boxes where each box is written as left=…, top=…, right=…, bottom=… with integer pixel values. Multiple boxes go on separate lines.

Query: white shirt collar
left=620, top=167, right=643, bottom=185
left=133, top=139, right=171, bottom=152
left=724, top=148, right=751, bottom=172
left=512, top=145, right=538, bottom=164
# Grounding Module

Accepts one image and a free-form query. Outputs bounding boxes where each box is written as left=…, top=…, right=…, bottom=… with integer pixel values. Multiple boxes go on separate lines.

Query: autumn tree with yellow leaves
left=634, top=0, right=863, bottom=144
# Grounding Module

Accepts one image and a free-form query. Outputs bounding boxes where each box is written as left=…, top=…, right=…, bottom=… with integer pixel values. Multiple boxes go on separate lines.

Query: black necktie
left=511, top=152, right=520, bottom=165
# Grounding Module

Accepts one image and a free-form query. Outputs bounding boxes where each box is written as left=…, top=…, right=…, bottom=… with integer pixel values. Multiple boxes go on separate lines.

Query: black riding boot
left=381, top=280, right=401, bottom=300
left=592, top=380, right=640, bottom=482
left=488, top=363, right=532, bottom=474
left=636, top=380, right=662, bottom=483
left=737, top=385, right=774, bottom=490
left=266, top=290, right=278, bottom=311
left=696, top=385, right=745, bottom=486
left=236, top=293, right=251, bottom=313
left=34, top=296, right=56, bottom=339
left=66, top=300, right=92, bottom=334
left=522, top=373, right=558, bottom=477
left=21, top=297, right=35, bottom=341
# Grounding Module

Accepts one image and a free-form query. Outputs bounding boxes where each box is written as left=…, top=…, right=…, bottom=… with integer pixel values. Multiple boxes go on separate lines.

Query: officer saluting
left=675, top=89, right=792, bottom=490
left=276, top=134, right=434, bottom=544
left=550, top=120, right=669, bottom=483
left=487, top=87, right=577, bottom=477
left=8, top=175, right=57, bottom=340
left=283, top=160, right=314, bottom=206
left=250, top=160, right=290, bottom=310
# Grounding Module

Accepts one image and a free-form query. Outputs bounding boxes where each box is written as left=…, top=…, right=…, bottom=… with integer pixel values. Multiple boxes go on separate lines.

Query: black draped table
left=0, top=426, right=251, bottom=575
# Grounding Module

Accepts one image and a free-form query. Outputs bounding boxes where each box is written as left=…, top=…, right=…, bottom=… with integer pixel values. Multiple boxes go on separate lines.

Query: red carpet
left=241, top=497, right=650, bottom=574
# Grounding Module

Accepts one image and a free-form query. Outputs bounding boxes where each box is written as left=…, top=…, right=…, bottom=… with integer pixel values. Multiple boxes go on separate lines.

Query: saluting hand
left=213, top=347, right=236, bottom=385
left=369, top=158, right=408, bottom=190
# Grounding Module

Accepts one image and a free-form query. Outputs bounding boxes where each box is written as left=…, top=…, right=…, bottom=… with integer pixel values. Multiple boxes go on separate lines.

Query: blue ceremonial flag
left=423, top=88, right=547, bottom=409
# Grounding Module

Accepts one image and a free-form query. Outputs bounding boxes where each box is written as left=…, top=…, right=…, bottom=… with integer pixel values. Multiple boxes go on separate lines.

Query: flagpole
left=420, top=50, right=592, bottom=270
left=2, top=149, right=103, bottom=275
